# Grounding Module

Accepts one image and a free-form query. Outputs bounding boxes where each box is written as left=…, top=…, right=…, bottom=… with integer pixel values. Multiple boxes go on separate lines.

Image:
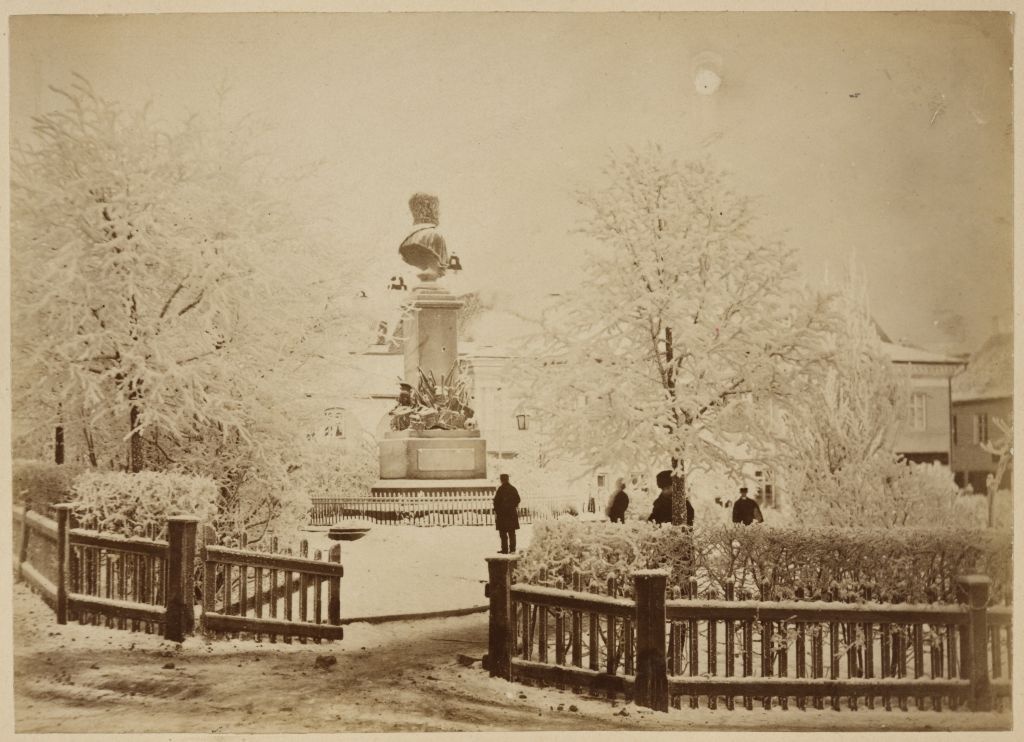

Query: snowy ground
left=301, top=523, right=533, bottom=619
left=12, top=583, right=1013, bottom=733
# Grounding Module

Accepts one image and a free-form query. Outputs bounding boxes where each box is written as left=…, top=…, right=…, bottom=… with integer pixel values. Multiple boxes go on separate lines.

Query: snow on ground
left=12, top=583, right=1012, bottom=734
left=302, top=524, right=533, bottom=619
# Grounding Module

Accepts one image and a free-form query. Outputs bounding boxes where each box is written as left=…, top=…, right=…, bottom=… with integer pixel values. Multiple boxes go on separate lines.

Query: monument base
left=379, top=429, right=487, bottom=480
left=370, top=478, right=493, bottom=496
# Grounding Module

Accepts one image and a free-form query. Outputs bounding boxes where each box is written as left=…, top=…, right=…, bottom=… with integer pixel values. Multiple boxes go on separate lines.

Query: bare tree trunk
left=670, top=459, right=688, bottom=526
left=82, top=424, right=98, bottom=467
left=128, top=382, right=143, bottom=473
left=54, top=403, right=64, bottom=464
left=663, top=326, right=690, bottom=525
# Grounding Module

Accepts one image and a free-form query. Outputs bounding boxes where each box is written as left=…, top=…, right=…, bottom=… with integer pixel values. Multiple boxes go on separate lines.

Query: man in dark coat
left=607, top=478, right=630, bottom=523
left=493, top=474, right=521, bottom=553
left=648, top=470, right=694, bottom=526
left=731, top=487, right=764, bottom=525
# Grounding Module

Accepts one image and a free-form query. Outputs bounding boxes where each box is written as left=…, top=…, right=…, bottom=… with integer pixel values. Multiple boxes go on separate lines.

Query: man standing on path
left=607, top=477, right=630, bottom=523
left=648, top=470, right=694, bottom=527
left=731, top=486, right=764, bottom=525
left=493, top=473, right=521, bottom=553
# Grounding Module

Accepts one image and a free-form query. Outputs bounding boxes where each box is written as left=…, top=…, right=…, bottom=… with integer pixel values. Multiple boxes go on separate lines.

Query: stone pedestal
left=403, top=283, right=463, bottom=385
left=378, top=277, right=489, bottom=484
left=379, top=429, right=487, bottom=480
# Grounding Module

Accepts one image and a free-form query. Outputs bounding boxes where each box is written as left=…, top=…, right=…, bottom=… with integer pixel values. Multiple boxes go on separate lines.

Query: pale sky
left=9, top=11, right=1014, bottom=353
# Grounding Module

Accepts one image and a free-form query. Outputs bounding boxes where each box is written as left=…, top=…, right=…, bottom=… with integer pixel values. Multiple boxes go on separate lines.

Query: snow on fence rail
left=483, top=556, right=1011, bottom=714
left=67, top=521, right=172, bottom=635
left=309, top=493, right=578, bottom=527
left=13, top=505, right=345, bottom=645
left=14, top=504, right=194, bottom=640
left=202, top=533, right=344, bottom=643
left=14, top=504, right=61, bottom=608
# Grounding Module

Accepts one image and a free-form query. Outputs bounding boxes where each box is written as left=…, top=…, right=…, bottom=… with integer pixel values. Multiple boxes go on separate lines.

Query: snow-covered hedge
left=516, top=521, right=694, bottom=596
left=12, top=459, right=80, bottom=512
left=69, top=470, right=219, bottom=539
left=517, top=520, right=1012, bottom=605
left=694, top=523, right=1012, bottom=605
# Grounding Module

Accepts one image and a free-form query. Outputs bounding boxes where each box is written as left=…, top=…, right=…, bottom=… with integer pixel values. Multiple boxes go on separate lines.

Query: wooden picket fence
left=201, top=529, right=344, bottom=643
left=14, top=504, right=63, bottom=610
left=13, top=504, right=344, bottom=644
left=309, top=493, right=578, bottom=527
left=14, top=504, right=195, bottom=640
left=484, top=557, right=1012, bottom=713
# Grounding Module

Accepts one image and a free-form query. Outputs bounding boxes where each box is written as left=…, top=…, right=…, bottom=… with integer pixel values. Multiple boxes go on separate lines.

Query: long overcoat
left=607, top=491, right=629, bottom=523
left=493, top=483, right=521, bottom=531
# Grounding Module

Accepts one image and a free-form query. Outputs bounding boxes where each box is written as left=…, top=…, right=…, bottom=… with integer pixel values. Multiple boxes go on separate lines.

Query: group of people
left=492, top=469, right=766, bottom=555
left=606, top=473, right=764, bottom=526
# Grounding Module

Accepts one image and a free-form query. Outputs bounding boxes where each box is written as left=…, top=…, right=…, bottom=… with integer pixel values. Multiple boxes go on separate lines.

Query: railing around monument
left=309, top=492, right=579, bottom=527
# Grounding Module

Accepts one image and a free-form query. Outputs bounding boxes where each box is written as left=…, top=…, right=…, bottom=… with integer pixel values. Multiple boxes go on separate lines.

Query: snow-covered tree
left=767, top=269, right=910, bottom=517
left=11, top=76, right=372, bottom=542
left=765, top=270, right=983, bottom=529
left=981, top=415, right=1013, bottom=528
left=520, top=146, right=834, bottom=524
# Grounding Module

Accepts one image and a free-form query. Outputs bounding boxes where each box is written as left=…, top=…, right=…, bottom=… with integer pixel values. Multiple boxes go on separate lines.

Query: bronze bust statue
left=399, top=193, right=449, bottom=281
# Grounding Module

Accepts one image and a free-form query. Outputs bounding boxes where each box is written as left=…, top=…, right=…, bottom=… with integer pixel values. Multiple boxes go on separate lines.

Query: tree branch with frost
left=11, top=76, right=373, bottom=539
left=517, top=146, right=834, bottom=522
left=981, top=416, right=1013, bottom=528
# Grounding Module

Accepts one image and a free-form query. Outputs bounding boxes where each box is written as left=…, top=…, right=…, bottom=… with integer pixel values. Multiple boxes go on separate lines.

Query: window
left=910, top=393, right=927, bottom=431
left=754, top=469, right=776, bottom=508
left=321, top=407, right=346, bottom=440
left=973, top=413, right=989, bottom=445
left=952, top=415, right=958, bottom=445
left=596, top=474, right=607, bottom=490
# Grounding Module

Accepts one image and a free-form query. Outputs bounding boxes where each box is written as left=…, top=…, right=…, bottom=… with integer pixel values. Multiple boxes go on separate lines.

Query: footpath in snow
left=302, top=523, right=533, bottom=620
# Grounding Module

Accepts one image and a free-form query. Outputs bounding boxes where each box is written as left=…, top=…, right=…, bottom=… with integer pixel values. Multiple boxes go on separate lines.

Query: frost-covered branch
left=518, top=146, right=835, bottom=517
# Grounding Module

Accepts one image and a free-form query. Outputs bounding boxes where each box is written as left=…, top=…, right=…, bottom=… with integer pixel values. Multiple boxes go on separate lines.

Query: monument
left=372, top=194, right=489, bottom=496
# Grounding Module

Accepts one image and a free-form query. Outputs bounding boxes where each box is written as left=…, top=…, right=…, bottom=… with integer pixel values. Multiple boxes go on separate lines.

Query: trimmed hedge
left=12, top=459, right=80, bottom=513
left=69, top=470, right=219, bottom=539
left=517, top=520, right=1012, bottom=606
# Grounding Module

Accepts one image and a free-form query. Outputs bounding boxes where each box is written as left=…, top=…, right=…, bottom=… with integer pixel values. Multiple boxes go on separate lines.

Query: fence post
left=54, top=504, right=72, bottom=625
left=634, top=569, right=669, bottom=712
left=486, top=555, right=517, bottom=680
left=165, top=516, right=199, bottom=642
left=17, top=507, right=31, bottom=580
left=957, top=574, right=992, bottom=711
left=328, top=544, right=342, bottom=625
left=199, top=524, right=217, bottom=635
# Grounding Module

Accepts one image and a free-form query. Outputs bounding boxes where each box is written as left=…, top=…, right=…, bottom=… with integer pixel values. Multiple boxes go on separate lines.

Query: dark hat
left=739, top=486, right=749, bottom=494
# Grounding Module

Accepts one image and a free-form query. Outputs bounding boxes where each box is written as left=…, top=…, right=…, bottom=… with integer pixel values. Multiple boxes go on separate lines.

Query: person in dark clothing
left=648, top=470, right=694, bottom=526
left=731, top=487, right=764, bottom=525
left=607, top=478, right=630, bottom=523
left=493, top=474, right=521, bottom=553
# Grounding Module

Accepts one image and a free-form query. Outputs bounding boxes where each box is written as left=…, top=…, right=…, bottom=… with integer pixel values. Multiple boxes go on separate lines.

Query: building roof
left=952, top=332, right=1013, bottom=402
left=879, top=340, right=965, bottom=366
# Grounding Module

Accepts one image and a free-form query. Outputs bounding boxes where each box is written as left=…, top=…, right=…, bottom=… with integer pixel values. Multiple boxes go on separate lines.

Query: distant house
left=880, top=341, right=965, bottom=465
left=950, top=333, right=1013, bottom=490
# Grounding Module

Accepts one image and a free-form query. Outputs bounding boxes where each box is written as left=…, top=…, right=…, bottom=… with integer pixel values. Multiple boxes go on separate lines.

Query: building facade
left=880, top=341, right=964, bottom=465
left=950, top=333, right=1012, bottom=491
